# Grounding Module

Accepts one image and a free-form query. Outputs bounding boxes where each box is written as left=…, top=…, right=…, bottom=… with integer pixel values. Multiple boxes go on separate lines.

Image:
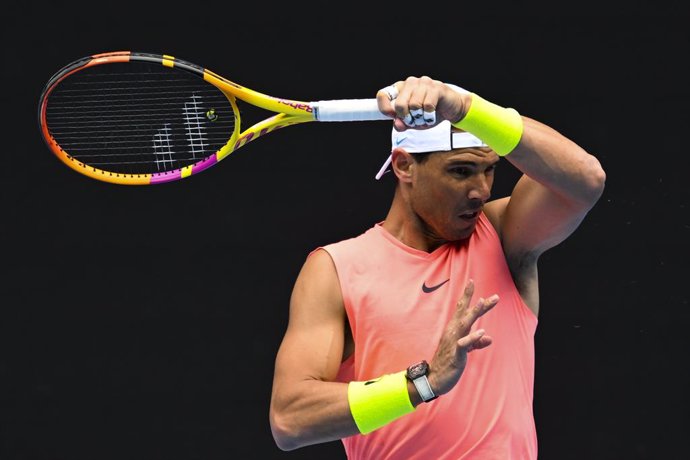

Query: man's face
left=407, top=148, right=498, bottom=243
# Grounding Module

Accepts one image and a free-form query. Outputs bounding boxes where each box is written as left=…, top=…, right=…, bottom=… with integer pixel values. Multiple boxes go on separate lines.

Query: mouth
left=459, top=211, right=480, bottom=221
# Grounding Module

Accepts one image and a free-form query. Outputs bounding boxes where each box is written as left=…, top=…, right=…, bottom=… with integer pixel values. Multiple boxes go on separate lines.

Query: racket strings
left=45, top=63, right=236, bottom=174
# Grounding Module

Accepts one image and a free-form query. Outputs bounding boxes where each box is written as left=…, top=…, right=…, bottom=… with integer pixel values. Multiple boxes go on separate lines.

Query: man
left=269, top=76, right=606, bottom=459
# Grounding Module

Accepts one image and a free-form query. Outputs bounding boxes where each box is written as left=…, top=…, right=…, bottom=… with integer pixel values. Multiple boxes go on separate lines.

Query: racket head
left=38, top=51, right=314, bottom=185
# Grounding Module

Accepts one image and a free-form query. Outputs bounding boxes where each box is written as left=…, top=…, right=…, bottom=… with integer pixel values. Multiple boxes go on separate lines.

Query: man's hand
left=376, top=76, right=472, bottom=131
left=428, top=279, right=498, bottom=397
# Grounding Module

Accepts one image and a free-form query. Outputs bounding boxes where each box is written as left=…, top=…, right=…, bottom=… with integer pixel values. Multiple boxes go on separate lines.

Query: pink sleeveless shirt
left=320, top=213, right=538, bottom=460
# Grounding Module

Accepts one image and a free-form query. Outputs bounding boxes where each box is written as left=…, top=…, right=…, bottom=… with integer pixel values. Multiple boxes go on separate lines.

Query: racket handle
left=313, top=98, right=391, bottom=122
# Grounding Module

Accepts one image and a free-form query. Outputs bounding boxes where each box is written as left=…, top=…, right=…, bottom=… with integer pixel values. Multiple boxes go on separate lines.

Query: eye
left=449, top=166, right=472, bottom=177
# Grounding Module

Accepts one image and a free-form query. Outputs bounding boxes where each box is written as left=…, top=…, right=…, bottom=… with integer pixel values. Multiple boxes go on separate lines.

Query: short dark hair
left=410, top=152, right=431, bottom=164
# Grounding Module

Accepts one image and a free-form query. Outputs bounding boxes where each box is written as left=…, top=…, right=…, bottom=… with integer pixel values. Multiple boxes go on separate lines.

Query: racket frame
left=38, top=51, right=319, bottom=185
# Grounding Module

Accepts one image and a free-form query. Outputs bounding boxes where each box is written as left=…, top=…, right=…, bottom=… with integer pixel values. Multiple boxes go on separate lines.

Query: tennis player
left=269, top=76, right=606, bottom=459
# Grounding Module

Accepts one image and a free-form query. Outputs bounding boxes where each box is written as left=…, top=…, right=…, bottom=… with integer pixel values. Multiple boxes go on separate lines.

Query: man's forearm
left=506, top=117, right=606, bottom=205
left=270, top=380, right=359, bottom=451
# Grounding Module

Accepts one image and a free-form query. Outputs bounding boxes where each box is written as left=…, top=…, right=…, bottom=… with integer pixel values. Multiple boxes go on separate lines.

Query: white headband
left=375, top=120, right=488, bottom=180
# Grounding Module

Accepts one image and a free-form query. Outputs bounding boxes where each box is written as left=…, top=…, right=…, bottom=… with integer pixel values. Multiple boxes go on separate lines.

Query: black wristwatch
left=406, top=360, right=438, bottom=403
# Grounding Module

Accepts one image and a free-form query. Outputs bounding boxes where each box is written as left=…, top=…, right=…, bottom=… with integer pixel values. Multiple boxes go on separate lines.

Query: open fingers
left=456, top=329, right=492, bottom=352
left=450, top=280, right=499, bottom=337
left=456, top=278, right=475, bottom=309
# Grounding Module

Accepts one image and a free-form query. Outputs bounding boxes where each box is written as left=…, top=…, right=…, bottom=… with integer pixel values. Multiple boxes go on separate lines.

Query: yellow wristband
left=348, top=371, right=415, bottom=435
left=453, top=93, right=523, bottom=156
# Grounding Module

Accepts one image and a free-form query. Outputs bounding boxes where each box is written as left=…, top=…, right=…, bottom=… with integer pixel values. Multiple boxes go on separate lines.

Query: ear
left=391, top=148, right=415, bottom=183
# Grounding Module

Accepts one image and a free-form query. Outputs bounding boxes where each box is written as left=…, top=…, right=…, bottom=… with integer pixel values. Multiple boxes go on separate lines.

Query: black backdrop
left=2, top=3, right=688, bottom=459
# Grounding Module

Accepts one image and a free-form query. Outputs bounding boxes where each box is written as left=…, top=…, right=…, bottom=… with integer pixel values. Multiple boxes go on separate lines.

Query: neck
left=381, top=186, right=448, bottom=253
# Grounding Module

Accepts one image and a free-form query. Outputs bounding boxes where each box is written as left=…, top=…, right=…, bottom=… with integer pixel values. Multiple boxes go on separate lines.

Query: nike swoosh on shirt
left=422, top=279, right=450, bottom=293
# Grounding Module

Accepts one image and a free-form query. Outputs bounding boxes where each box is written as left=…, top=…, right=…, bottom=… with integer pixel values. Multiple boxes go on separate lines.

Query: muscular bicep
left=485, top=116, right=605, bottom=259
left=273, top=249, right=346, bottom=388
left=485, top=175, right=592, bottom=259
left=269, top=250, right=360, bottom=449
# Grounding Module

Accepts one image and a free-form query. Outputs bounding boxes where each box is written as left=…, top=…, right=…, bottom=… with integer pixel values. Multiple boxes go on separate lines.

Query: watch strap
left=411, top=374, right=437, bottom=402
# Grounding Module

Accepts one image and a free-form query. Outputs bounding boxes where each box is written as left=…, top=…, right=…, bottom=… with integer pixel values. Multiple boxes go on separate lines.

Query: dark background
left=2, top=2, right=688, bottom=459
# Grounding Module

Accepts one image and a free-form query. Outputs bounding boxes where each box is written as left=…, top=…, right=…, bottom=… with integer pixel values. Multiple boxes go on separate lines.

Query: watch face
left=407, top=360, right=429, bottom=379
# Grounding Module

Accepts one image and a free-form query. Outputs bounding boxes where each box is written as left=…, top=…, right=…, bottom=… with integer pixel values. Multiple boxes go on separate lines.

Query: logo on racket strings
left=206, top=109, right=219, bottom=122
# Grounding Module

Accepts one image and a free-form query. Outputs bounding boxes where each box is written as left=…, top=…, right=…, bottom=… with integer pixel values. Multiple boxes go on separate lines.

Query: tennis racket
left=38, top=51, right=390, bottom=185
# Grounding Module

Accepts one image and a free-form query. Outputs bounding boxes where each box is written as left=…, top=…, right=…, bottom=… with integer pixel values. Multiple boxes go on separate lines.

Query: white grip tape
left=313, top=99, right=390, bottom=122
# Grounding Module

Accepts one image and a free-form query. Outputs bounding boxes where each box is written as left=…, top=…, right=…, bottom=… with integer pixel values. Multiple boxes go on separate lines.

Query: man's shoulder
left=318, top=225, right=383, bottom=264
left=324, top=224, right=379, bottom=249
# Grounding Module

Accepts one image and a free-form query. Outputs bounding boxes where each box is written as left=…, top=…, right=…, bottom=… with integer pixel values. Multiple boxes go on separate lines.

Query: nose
left=467, top=174, right=491, bottom=202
